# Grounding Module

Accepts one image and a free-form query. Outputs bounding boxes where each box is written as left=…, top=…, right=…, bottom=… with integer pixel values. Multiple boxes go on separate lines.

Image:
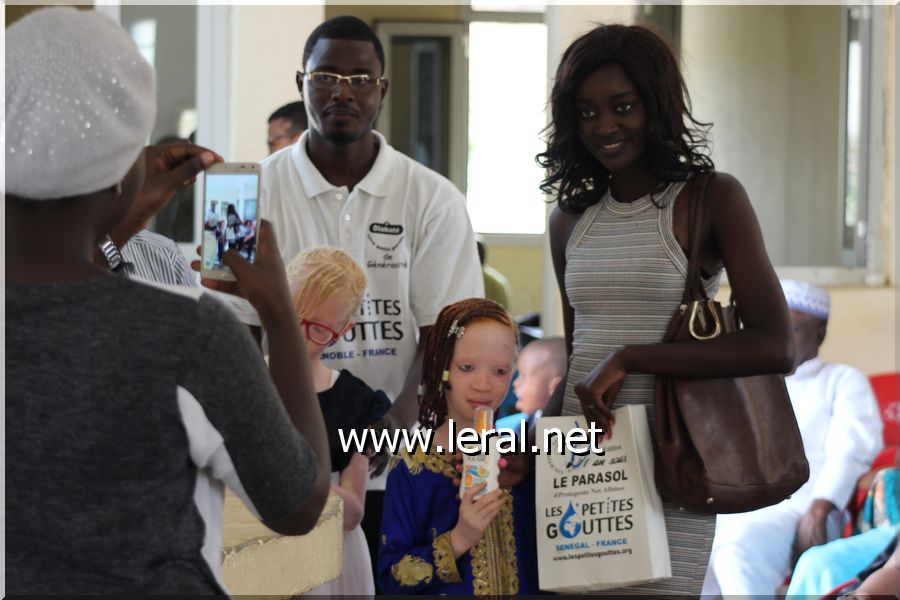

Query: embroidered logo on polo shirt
left=370, top=222, right=403, bottom=235
left=367, top=220, right=408, bottom=269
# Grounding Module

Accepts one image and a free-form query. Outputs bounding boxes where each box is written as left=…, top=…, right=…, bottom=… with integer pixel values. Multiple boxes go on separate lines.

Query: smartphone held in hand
left=201, top=163, right=261, bottom=281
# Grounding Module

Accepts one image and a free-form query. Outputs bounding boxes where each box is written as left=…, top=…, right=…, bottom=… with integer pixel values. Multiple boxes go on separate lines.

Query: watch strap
left=98, top=235, right=128, bottom=273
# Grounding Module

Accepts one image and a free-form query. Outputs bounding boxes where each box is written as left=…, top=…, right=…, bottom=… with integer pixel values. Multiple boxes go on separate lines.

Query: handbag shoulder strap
left=681, top=170, right=714, bottom=304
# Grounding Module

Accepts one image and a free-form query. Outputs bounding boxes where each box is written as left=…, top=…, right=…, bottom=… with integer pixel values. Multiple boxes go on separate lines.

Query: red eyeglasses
left=300, top=319, right=348, bottom=346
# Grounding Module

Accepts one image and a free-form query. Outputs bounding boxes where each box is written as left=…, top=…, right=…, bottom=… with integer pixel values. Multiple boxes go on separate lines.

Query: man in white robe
left=702, top=280, right=883, bottom=598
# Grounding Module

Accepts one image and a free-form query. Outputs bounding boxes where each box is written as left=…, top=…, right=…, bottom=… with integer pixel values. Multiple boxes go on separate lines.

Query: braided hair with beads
left=417, top=298, right=519, bottom=430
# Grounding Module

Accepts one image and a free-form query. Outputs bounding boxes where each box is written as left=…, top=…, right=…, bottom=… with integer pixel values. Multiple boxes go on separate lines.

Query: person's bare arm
left=544, top=206, right=580, bottom=418
left=333, top=453, right=368, bottom=530
left=112, top=143, right=222, bottom=247
left=262, top=299, right=332, bottom=534
left=848, top=543, right=900, bottom=598
left=574, top=173, right=794, bottom=431
left=203, top=220, right=331, bottom=535
left=791, top=498, right=840, bottom=566
left=94, top=143, right=223, bottom=269
left=624, top=173, right=793, bottom=375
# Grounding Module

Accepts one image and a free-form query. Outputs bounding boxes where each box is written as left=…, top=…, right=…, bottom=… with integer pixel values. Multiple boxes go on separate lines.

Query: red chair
left=869, top=373, right=900, bottom=446
left=844, top=445, right=898, bottom=536
left=839, top=374, right=900, bottom=537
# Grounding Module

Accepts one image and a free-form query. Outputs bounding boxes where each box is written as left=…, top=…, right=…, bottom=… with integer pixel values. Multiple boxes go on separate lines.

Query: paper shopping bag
left=535, top=404, right=671, bottom=592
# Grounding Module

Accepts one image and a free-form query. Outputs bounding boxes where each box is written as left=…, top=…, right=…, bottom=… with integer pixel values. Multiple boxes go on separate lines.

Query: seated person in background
left=287, top=247, right=392, bottom=596
left=267, top=100, right=307, bottom=155
left=475, top=234, right=514, bottom=311
left=845, top=537, right=900, bottom=598
left=703, top=280, right=883, bottom=598
left=787, top=455, right=899, bottom=597
left=496, top=337, right=566, bottom=432
left=5, top=8, right=331, bottom=594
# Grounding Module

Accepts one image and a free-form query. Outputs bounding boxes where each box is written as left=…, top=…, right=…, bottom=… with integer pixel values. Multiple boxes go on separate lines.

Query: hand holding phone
left=201, top=163, right=261, bottom=282
left=110, top=143, right=222, bottom=247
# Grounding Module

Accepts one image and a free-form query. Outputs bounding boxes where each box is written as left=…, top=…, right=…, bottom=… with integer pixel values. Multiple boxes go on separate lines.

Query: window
left=470, top=1, right=544, bottom=13
left=97, top=1, right=232, bottom=256
left=377, top=22, right=468, bottom=192
left=377, top=8, right=549, bottom=237
left=129, top=19, right=157, bottom=68
left=466, top=21, right=548, bottom=234
left=677, top=5, right=889, bottom=280
left=840, top=5, right=872, bottom=268
left=635, top=4, right=681, bottom=48
left=383, top=34, right=453, bottom=178
left=121, top=4, right=198, bottom=243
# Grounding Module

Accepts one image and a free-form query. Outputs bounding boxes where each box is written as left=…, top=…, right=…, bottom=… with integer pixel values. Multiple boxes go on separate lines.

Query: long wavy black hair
left=537, top=24, right=714, bottom=213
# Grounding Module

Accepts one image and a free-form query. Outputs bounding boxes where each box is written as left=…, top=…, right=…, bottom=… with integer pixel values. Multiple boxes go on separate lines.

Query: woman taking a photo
left=538, top=24, right=793, bottom=594
left=6, top=8, right=330, bottom=593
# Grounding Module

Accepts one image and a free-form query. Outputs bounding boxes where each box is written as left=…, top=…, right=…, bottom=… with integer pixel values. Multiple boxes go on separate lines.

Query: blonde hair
left=286, top=247, right=367, bottom=321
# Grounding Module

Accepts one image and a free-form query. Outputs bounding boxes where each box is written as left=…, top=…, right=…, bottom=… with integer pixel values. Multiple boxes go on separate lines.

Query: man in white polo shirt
left=260, top=15, right=484, bottom=576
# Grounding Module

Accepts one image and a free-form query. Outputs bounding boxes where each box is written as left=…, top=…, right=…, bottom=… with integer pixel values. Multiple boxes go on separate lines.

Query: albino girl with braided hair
left=377, top=298, right=539, bottom=595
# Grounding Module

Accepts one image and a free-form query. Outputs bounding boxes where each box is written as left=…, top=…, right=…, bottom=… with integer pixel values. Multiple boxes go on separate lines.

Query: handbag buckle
left=688, top=300, right=722, bottom=340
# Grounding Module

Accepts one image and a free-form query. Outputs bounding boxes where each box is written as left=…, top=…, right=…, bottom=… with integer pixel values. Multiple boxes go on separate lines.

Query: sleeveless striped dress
left=562, top=180, right=721, bottom=595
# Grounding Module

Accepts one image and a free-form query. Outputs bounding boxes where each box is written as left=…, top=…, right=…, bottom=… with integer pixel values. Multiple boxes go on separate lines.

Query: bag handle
left=680, top=170, right=714, bottom=305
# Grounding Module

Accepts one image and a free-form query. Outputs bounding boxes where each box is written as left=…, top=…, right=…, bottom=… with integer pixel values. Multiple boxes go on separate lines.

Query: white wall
left=546, top=3, right=636, bottom=57
left=784, top=6, right=842, bottom=266
left=232, top=5, right=325, bottom=162
left=681, top=5, right=843, bottom=267
left=821, top=287, right=896, bottom=375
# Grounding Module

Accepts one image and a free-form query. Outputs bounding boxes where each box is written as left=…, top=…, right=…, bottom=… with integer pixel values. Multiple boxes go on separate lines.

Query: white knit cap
left=781, top=279, right=830, bottom=320
left=5, top=7, right=156, bottom=200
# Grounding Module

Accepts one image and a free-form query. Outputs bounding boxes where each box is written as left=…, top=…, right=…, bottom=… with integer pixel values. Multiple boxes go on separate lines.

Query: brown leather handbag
left=653, top=171, right=809, bottom=514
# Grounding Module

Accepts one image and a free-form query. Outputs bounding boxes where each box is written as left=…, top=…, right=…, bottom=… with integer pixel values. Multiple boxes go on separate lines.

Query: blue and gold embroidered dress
left=377, top=447, right=539, bottom=595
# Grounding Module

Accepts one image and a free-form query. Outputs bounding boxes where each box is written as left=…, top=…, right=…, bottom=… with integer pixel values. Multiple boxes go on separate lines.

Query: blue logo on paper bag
left=559, top=502, right=582, bottom=538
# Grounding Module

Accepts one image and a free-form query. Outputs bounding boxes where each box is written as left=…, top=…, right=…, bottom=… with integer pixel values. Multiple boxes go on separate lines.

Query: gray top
left=562, top=180, right=721, bottom=419
left=6, top=275, right=316, bottom=594
left=561, top=180, right=722, bottom=595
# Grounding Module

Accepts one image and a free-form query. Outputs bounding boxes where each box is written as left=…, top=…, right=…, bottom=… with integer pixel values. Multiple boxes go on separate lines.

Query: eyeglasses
left=300, top=318, right=348, bottom=346
left=298, top=70, right=386, bottom=92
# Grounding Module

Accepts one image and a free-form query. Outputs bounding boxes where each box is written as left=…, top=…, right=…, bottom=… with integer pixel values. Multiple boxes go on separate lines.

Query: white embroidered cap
left=5, top=7, right=156, bottom=200
left=781, top=279, right=830, bottom=320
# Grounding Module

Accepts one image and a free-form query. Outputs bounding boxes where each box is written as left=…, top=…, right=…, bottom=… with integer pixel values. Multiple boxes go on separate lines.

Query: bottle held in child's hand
left=459, top=406, right=500, bottom=500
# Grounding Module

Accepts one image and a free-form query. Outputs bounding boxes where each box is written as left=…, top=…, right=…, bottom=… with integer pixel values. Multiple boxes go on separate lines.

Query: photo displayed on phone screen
left=202, top=171, right=259, bottom=276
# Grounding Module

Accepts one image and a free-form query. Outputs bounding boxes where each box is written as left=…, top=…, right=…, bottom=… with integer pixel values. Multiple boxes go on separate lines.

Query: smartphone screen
left=201, top=165, right=260, bottom=280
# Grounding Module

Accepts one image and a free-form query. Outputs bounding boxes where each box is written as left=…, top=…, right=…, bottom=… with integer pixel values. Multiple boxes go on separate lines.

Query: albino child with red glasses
left=287, top=247, right=391, bottom=595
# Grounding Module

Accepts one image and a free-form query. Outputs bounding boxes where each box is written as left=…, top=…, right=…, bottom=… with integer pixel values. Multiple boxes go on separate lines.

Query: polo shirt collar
left=292, top=129, right=394, bottom=199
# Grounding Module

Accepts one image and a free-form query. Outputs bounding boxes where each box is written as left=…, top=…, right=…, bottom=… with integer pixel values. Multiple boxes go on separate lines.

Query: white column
left=540, top=3, right=638, bottom=337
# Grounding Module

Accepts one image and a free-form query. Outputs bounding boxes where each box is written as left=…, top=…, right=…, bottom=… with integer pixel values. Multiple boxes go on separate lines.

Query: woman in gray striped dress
left=537, top=24, right=793, bottom=595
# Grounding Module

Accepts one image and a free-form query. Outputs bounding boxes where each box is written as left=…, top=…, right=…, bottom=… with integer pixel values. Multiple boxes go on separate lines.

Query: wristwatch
left=98, top=235, right=129, bottom=273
